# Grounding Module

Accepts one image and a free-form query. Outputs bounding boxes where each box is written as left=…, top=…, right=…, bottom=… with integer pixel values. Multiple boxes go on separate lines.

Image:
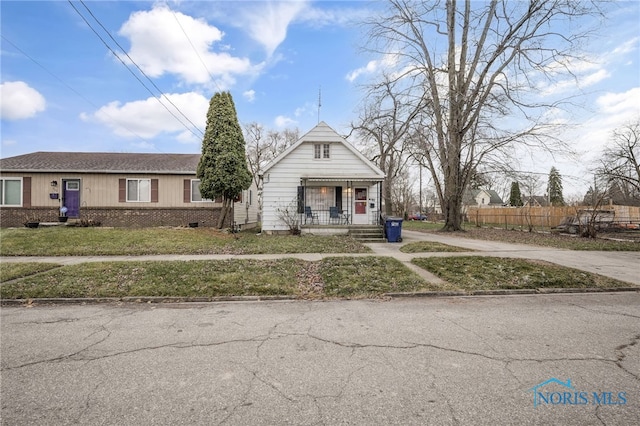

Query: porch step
left=348, top=225, right=386, bottom=242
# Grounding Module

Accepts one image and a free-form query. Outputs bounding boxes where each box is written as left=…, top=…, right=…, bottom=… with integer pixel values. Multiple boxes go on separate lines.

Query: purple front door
left=62, top=180, right=80, bottom=218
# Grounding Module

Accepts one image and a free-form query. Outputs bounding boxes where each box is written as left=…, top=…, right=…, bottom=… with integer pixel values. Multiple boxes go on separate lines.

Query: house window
left=0, top=178, right=22, bottom=206
left=314, top=143, right=330, bottom=159
left=127, top=178, right=150, bottom=202
left=191, top=179, right=212, bottom=202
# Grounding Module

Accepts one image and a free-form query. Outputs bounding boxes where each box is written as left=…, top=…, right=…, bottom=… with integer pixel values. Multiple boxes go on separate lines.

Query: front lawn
left=0, top=257, right=434, bottom=300
left=0, top=227, right=370, bottom=256
left=400, top=241, right=471, bottom=253
left=411, top=256, right=631, bottom=291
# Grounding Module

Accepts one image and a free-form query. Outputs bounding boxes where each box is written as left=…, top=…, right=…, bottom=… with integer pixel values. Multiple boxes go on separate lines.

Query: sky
left=1, top=0, right=639, bottom=199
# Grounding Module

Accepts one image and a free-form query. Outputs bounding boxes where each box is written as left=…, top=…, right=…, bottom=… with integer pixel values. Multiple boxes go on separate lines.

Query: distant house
left=260, top=122, right=386, bottom=234
left=0, top=152, right=257, bottom=228
left=523, top=195, right=550, bottom=207
left=463, top=189, right=504, bottom=208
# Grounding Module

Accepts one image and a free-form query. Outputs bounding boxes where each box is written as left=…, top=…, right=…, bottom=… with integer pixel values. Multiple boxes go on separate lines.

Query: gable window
left=127, top=178, right=150, bottom=202
left=0, top=178, right=22, bottom=206
left=313, top=143, right=330, bottom=159
left=191, top=179, right=212, bottom=202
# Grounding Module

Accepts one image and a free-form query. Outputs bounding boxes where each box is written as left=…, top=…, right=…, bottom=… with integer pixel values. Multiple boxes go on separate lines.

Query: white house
left=260, top=122, right=386, bottom=234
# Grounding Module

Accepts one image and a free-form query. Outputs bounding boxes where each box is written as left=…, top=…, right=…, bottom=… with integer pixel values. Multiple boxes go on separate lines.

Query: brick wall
left=0, top=206, right=231, bottom=228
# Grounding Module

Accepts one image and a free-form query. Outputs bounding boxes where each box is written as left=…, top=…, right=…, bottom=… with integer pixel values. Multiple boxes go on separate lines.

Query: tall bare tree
left=350, top=75, right=424, bottom=215
left=364, top=0, right=600, bottom=230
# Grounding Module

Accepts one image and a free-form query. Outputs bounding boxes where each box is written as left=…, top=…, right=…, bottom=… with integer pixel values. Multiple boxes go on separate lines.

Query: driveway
left=370, top=230, right=640, bottom=286
left=1, top=294, right=639, bottom=425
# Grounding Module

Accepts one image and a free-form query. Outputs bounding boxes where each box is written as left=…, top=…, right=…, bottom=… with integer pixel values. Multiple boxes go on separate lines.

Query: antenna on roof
left=317, top=85, right=322, bottom=124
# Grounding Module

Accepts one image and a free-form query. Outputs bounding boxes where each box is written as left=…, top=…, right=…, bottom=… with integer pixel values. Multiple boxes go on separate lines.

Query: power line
left=77, top=0, right=204, bottom=137
left=1, top=34, right=162, bottom=150
left=169, top=6, right=224, bottom=94
left=68, top=0, right=204, bottom=139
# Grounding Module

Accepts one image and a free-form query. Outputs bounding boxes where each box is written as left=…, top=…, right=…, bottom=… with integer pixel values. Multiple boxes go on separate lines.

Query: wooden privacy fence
left=467, top=205, right=640, bottom=230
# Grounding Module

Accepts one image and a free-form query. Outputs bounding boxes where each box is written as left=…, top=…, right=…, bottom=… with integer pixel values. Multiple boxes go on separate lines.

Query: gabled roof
left=261, top=121, right=385, bottom=178
left=463, top=189, right=504, bottom=205
left=0, top=152, right=201, bottom=174
left=524, top=195, right=550, bottom=207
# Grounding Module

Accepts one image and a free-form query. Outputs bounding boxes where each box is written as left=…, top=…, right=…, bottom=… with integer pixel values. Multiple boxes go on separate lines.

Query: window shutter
left=184, top=179, right=191, bottom=203
left=119, top=179, right=126, bottom=202
left=151, top=179, right=159, bottom=203
left=23, top=177, right=32, bottom=207
left=297, top=186, right=305, bottom=214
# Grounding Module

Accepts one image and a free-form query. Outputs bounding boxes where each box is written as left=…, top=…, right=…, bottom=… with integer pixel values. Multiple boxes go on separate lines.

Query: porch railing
left=301, top=209, right=351, bottom=225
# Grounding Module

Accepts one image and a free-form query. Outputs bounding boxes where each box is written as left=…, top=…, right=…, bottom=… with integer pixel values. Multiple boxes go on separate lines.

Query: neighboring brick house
left=0, top=152, right=258, bottom=228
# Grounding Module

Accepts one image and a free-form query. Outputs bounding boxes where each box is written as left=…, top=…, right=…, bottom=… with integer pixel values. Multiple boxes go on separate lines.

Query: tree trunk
left=383, top=177, right=393, bottom=216
left=217, top=197, right=233, bottom=229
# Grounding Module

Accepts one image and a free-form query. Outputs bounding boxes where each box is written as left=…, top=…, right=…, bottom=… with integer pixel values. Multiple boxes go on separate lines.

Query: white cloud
left=243, top=89, right=256, bottom=102
left=0, top=81, right=46, bottom=120
left=612, top=37, right=639, bottom=55
left=241, top=1, right=309, bottom=56
left=119, top=5, right=254, bottom=85
left=2, top=139, right=18, bottom=146
left=296, top=5, right=373, bottom=28
left=346, top=54, right=399, bottom=83
left=274, top=115, right=297, bottom=128
left=86, top=92, right=209, bottom=139
left=595, top=87, right=640, bottom=117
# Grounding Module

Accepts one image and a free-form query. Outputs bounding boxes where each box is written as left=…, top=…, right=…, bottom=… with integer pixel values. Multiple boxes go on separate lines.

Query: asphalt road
left=2, top=293, right=639, bottom=425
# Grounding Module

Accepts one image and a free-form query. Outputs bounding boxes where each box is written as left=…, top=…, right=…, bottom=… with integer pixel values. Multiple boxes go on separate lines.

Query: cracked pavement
left=2, top=293, right=639, bottom=425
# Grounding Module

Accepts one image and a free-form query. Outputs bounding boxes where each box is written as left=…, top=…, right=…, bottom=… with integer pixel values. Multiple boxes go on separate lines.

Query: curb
left=2, top=287, right=638, bottom=305
left=0, top=295, right=298, bottom=306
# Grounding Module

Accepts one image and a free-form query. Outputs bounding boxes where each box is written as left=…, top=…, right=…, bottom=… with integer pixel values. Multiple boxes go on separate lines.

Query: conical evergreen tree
left=548, top=167, right=565, bottom=206
left=197, top=92, right=252, bottom=228
left=509, top=181, right=523, bottom=207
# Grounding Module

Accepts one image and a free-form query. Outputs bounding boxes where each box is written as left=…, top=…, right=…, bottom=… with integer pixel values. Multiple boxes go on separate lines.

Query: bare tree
left=363, top=0, right=600, bottom=231
left=244, top=123, right=299, bottom=215
left=390, top=168, right=416, bottom=217
left=350, top=75, right=424, bottom=215
left=596, top=120, right=640, bottom=204
left=244, top=123, right=299, bottom=188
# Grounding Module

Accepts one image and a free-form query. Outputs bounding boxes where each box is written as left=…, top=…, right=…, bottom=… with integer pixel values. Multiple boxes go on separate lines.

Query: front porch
left=299, top=178, right=383, bottom=228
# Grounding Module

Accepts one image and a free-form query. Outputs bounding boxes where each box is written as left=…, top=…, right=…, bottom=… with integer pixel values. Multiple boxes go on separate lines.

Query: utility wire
left=169, top=6, right=224, bottom=94
left=1, top=34, right=161, bottom=150
left=68, top=0, right=204, bottom=139
left=78, top=0, right=204, bottom=137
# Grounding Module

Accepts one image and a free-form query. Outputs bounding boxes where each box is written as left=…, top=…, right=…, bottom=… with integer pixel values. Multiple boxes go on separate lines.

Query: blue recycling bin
left=384, top=217, right=403, bottom=242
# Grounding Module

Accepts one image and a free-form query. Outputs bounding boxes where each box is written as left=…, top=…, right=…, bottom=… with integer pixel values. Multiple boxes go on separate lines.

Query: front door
left=62, top=179, right=81, bottom=218
left=353, top=187, right=368, bottom=225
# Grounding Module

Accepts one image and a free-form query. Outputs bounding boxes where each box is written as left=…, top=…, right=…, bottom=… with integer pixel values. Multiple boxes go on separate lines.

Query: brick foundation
left=0, top=207, right=232, bottom=228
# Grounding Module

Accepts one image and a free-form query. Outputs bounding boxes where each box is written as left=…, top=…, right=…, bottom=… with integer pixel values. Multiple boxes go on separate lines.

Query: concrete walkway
left=2, top=229, right=639, bottom=286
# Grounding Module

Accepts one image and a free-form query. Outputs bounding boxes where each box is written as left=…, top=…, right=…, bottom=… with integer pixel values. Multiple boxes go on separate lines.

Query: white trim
left=126, top=178, right=151, bottom=202
left=0, top=177, right=23, bottom=206
left=190, top=179, right=213, bottom=203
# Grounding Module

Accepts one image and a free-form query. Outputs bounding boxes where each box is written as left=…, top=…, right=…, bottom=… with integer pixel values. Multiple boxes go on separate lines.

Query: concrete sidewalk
left=1, top=229, right=639, bottom=286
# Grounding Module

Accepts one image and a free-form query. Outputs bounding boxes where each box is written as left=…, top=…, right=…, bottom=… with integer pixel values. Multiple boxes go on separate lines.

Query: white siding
left=233, top=180, right=259, bottom=228
left=262, top=142, right=380, bottom=232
